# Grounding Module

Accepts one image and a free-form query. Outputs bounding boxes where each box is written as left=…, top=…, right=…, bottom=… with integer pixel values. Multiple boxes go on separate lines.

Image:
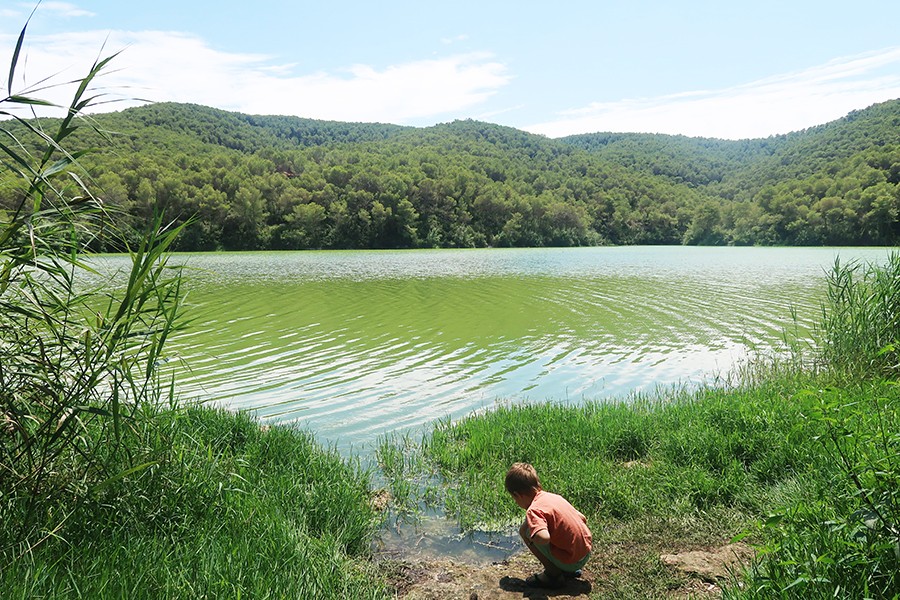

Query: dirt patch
left=384, top=542, right=753, bottom=599
left=387, top=553, right=594, bottom=600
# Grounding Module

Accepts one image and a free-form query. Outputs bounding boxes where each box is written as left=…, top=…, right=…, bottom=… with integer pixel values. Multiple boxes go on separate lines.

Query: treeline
left=2, top=100, right=899, bottom=250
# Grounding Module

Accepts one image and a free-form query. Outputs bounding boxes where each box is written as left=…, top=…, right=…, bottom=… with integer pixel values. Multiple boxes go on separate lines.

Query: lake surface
left=94, top=246, right=892, bottom=454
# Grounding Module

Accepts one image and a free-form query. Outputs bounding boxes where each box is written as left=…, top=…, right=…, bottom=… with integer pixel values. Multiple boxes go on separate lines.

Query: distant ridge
left=2, top=98, right=898, bottom=250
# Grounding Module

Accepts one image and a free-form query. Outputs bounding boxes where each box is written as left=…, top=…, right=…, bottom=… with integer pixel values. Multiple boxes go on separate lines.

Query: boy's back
left=525, top=490, right=592, bottom=564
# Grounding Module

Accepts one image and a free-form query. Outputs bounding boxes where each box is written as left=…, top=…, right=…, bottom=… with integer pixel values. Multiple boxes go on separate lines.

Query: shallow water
left=375, top=508, right=519, bottom=565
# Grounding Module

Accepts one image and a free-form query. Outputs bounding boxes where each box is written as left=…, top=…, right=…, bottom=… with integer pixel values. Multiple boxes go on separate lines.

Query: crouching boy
left=505, top=462, right=592, bottom=589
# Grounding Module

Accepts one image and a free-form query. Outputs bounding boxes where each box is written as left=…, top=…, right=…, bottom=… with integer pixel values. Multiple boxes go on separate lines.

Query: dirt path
left=386, top=555, right=722, bottom=599
left=388, top=553, right=595, bottom=600
left=384, top=543, right=752, bottom=599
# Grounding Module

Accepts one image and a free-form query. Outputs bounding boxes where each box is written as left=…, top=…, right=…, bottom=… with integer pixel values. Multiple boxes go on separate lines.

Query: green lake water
left=91, top=246, right=893, bottom=454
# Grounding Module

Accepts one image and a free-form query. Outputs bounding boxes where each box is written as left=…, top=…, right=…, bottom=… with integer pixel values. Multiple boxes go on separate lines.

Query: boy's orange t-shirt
left=525, top=490, right=593, bottom=564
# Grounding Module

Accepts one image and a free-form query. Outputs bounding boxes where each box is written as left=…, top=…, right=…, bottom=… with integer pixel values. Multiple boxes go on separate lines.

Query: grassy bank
left=380, top=254, right=900, bottom=599
left=381, top=377, right=898, bottom=598
left=1, top=405, right=389, bottom=599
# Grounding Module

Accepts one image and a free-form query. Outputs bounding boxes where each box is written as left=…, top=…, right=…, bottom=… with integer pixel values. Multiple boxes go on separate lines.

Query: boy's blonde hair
left=505, top=462, right=541, bottom=495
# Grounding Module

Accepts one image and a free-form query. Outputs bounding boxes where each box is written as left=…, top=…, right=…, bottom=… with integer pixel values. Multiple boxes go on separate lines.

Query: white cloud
left=441, top=34, right=469, bottom=45
left=2, top=2, right=95, bottom=21
left=2, top=29, right=510, bottom=124
left=236, top=53, right=509, bottom=122
left=525, top=47, right=900, bottom=139
left=36, top=2, right=95, bottom=18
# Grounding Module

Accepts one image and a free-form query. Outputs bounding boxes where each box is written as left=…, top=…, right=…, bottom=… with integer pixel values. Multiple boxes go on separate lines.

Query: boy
left=505, top=462, right=592, bottom=589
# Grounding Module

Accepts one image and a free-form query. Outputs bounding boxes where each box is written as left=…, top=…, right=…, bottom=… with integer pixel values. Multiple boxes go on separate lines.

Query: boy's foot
left=525, top=572, right=564, bottom=589
left=564, top=569, right=583, bottom=579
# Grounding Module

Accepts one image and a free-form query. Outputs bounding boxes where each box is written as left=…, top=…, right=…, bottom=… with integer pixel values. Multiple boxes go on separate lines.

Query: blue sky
left=3, top=0, right=900, bottom=139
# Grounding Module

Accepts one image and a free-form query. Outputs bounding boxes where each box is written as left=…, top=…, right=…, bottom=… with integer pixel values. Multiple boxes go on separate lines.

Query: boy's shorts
left=534, top=543, right=591, bottom=573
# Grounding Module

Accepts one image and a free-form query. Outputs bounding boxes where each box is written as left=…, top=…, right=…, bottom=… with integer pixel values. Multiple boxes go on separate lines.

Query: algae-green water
left=91, top=246, right=892, bottom=452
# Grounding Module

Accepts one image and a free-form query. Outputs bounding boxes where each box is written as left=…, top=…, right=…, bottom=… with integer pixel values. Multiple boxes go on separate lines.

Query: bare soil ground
left=383, top=543, right=752, bottom=599
left=385, top=552, right=596, bottom=600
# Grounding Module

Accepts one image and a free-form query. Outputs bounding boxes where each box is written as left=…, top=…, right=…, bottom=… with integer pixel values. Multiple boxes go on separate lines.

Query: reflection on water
left=89, top=246, right=891, bottom=454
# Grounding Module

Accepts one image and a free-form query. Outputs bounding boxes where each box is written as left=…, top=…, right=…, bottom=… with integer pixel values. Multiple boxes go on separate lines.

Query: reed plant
left=817, top=253, right=900, bottom=378
left=1, top=17, right=187, bottom=556
left=2, top=19, right=390, bottom=598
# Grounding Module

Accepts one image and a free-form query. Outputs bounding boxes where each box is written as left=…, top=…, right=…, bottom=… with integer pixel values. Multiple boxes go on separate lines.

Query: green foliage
left=561, top=131, right=777, bottom=188
left=7, top=98, right=899, bottom=251
left=733, top=387, right=900, bottom=599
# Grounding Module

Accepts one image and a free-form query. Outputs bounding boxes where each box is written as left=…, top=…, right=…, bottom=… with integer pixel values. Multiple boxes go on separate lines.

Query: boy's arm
left=531, top=528, right=551, bottom=545
left=525, top=507, right=550, bottom=544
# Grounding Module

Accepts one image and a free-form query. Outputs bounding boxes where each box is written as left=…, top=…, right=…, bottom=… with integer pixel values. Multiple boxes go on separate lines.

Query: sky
left=2, top=0, right=900, bottom=140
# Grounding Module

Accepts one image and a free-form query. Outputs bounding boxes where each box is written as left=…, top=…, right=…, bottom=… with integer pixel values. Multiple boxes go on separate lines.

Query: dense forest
left=2, top=99, right=899, bottom=250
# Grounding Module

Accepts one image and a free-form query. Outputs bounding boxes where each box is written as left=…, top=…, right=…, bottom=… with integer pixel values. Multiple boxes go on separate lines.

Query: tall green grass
left=818, top=253, right=900, bottom=379
left=1, top=17, right=186, bottom=555
left=384, top=379, right=834, bottom=531
left=2, top=406, right=389, bottom=599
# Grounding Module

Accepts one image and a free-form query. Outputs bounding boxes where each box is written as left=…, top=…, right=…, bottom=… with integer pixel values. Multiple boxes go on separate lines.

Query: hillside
left=1, top=99, right=898, bottom=250
left=562, top=100, right=900, bottom=202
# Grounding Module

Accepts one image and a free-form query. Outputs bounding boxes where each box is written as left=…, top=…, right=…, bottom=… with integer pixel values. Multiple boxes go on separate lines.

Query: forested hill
left=561, top=100, right=900, bottom=200
left=2, top=99, right=899, bottom=250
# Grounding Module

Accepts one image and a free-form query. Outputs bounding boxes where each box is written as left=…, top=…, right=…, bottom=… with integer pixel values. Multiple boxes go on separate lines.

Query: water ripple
left=111, top=246, right=898, bottom=453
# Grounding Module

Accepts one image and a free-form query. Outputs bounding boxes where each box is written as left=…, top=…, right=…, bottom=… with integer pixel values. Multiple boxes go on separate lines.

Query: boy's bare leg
left=519, top=521, right=563, bottom=579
